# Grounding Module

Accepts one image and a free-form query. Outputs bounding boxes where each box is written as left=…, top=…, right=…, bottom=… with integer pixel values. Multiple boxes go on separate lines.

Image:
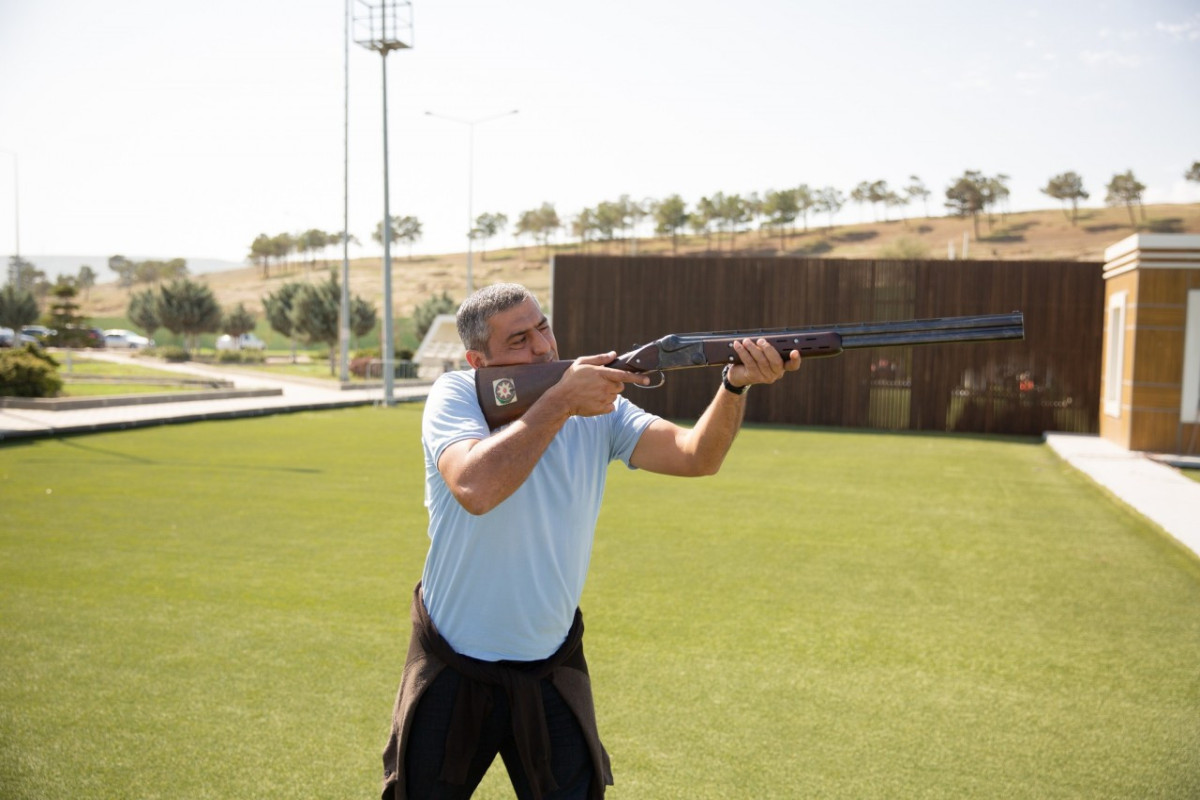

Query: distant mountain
left=22, top=255, right=247, bottom=283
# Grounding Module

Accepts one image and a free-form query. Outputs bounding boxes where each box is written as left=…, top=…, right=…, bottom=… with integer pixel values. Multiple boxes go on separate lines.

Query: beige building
left=1100, top=233, right=1200, bottom=454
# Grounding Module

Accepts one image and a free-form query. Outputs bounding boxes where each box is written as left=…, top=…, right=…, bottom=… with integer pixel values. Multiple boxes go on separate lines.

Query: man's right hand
left=545, top=352, right=651, bottom=418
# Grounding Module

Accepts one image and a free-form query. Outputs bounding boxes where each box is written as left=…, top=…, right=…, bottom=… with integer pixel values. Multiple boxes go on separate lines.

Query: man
left=382, top=283, right=800, bottom=799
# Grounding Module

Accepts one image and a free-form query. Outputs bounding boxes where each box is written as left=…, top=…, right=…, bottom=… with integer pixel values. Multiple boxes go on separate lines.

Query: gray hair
left=456, top=283, right=540, bottom=355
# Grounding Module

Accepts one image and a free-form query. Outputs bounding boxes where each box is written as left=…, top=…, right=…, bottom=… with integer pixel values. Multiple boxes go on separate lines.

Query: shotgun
left=475, top=312, right=1025, bottom=430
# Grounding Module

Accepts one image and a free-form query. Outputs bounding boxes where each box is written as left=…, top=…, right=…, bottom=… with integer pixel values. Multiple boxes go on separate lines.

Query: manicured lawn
left=1, top=410, right=1197, bottom=798
left=54, top=357, right=208, bottom=397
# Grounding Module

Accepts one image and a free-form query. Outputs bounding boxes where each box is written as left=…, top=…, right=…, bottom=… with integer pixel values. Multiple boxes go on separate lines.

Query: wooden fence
left=548, top=256, right=1104, bottom=436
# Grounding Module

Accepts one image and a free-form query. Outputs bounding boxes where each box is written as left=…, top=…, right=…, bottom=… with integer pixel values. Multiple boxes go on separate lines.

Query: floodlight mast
left=354, top=0, right=413, bottom=407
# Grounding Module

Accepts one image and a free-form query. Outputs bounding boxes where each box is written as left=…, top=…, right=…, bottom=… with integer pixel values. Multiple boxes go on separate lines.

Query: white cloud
left=1155, top=15, right=1200, bottom=41
left=1079, top=49, right=1142, bottom=68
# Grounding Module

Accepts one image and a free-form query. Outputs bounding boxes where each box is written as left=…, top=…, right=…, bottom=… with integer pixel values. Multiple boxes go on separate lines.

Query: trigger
left=635, top=371, right=666, bottom=389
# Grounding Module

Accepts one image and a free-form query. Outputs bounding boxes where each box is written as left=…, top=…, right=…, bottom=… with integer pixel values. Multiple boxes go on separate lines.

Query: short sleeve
left=607, top=396, right=659, bottom=467
left=423, top=371, right=490, bottom=466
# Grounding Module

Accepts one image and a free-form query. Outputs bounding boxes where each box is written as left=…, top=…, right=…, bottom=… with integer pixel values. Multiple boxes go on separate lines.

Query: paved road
left=0, top=351, right=431, bottom=440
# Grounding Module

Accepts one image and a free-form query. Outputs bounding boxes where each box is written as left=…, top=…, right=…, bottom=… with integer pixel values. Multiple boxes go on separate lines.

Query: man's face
left=470, top=297, right=559, bottom=368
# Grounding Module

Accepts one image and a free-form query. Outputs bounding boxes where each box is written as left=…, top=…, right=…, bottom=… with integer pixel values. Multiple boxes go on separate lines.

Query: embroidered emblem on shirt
left=492, top=378, right=517, bottom=406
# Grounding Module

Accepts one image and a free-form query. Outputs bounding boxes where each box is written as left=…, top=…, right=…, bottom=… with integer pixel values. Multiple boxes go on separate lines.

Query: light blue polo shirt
left=420, top=369, right=659, bottom=662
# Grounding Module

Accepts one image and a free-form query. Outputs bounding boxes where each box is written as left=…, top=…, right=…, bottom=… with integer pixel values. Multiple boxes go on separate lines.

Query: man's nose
left=531, top=329, right=552, bottom=353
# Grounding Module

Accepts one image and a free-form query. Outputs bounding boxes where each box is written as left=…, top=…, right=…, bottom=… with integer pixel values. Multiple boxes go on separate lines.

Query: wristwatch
left=721, top=364, right=748, bottom=395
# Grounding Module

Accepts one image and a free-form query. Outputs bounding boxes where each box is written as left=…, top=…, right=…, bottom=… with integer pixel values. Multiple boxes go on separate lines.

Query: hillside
left=79, top=202, right=1200, bottom=320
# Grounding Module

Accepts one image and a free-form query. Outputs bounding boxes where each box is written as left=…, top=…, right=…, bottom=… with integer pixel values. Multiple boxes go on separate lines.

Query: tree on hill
left=156, top=278, right=222, bottom=353
left=133, top=258, right=187, bottom=286
left=1186, top=161, right=1200, bottom=184
left=127, top=289, right=160, bottom=342
left=1041, top=171, right=1089, bottom=224
left=272, top=233, right=296, bottom=272
left=1105, top=170, right=1146, bottom=228
left=868, top=180, right=891, bottom=221
left=109, top=255, right=136, bottom=289
left=945, top=170, right=988, bottom=238
left=795, top=184, right=815, bottom=232
left=76, top=265, right=97, bottom=300
left=297, top=229, right=329, bottom=273
left=814, top=187, right=845, bottom=231
left=717, top=193, right=750, bottom=252
left=652, top=194, right=688, bottom=255
left=850, top=181, right=872, bottom=222
left=571, top=208, right=597, bottom=252
left=593, top=200, right=626, bottom=245
left=693, top=196, right=717, bottom=252
left=514, top=203, right=560, bottom=257
left=0, top=284, right=39, bottom=330
left=905, top=176, right=931, bottom=218
left=374, top=215, right=423, bottom=260
left=472, top=212, right=508, bottom=260
left=763, top=189, right=799, bottom=250
left=983, top=174, right=1011, bottom=227
left=249, top=234, right=274, bottom=279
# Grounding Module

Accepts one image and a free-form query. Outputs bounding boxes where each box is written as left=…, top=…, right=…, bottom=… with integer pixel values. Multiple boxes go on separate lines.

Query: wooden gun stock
left=474, top=312, right=1024, bottom=430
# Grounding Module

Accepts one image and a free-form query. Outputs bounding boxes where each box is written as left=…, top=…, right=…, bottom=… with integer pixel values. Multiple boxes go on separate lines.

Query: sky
left=1, top=0, right=1198, bottom=280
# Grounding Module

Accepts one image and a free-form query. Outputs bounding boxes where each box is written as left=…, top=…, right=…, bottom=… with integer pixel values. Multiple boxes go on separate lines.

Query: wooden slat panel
left=551, top=255, right=1104, bottom=435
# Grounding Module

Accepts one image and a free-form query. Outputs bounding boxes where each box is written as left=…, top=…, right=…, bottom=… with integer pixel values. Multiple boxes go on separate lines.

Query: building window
left=1183, top=289, right=1200, bottom=424
left=1104, top=292, right=1127, bottom=418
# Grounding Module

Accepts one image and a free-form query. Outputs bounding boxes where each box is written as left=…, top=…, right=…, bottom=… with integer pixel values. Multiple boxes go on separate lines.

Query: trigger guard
left=634, top=370, right=666, bottom=389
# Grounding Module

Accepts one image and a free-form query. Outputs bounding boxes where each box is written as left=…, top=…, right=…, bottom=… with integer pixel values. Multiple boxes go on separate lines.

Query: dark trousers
left=404, top=666, right=594, bottom=800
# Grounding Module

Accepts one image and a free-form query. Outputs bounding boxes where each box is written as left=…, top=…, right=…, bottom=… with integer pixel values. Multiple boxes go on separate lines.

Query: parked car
left=0, top=326, right=13, bottom=347
left=216, top=333, right=266, bottom=351
left=57, top=325, right=106, bottom=348
left=21, top=325, right=56, bottom=343
left=103, top=329, right=153, bottom=349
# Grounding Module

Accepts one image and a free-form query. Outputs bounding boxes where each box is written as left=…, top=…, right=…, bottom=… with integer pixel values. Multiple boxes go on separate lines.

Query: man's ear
left=464, top=349, right=487, bottom=369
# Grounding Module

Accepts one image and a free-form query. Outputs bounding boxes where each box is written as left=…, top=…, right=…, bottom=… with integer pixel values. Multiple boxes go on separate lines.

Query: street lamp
left=0, top=149, right=18, bottom=287
left=354, top=0, right=413, bottom=407
left=424, top=109, right=518, bottom=295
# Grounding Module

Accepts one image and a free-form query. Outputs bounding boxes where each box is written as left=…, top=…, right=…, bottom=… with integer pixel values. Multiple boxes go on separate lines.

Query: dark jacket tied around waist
left=381, top=583, right=613, bottom=799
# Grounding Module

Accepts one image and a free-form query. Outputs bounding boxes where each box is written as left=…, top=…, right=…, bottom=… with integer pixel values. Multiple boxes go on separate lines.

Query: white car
left=216, top=333, right=266, bottom=351
left=104, top=329, right=153, bottom=349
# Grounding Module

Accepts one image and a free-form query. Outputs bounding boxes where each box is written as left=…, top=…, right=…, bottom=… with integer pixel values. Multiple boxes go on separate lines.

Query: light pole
left=424, top=109, right=518, bottom=295
left=0, top=149, right=18, bottom=287
left=354, top=0, right=413, bottom=406
left=339, top=0, right=352, bottom=383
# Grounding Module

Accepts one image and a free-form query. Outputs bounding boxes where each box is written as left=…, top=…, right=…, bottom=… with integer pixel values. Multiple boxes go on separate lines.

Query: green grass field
left=2, top=409, right=1198, bottom=799
left=52, top=357, right=209, bottom=397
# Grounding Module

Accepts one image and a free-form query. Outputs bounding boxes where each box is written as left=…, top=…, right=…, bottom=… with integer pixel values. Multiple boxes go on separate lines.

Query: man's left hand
left=725, top=338, right=802, bottom=389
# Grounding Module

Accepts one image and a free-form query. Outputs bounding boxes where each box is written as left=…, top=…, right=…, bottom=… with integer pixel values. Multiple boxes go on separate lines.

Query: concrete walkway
left=1044, top=433, right=1200, bottom=561
left=0, top=351, right=432, bottom=440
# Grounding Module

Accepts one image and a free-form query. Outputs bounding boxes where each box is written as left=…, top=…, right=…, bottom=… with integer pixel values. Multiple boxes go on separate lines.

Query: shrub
left=0, top=345, right=62, bottom=398
left=159, top=346, right=190, bottom=363
left=350, top=356, right=375, bottom=378
left=216, top=350, right=265, bottom=364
